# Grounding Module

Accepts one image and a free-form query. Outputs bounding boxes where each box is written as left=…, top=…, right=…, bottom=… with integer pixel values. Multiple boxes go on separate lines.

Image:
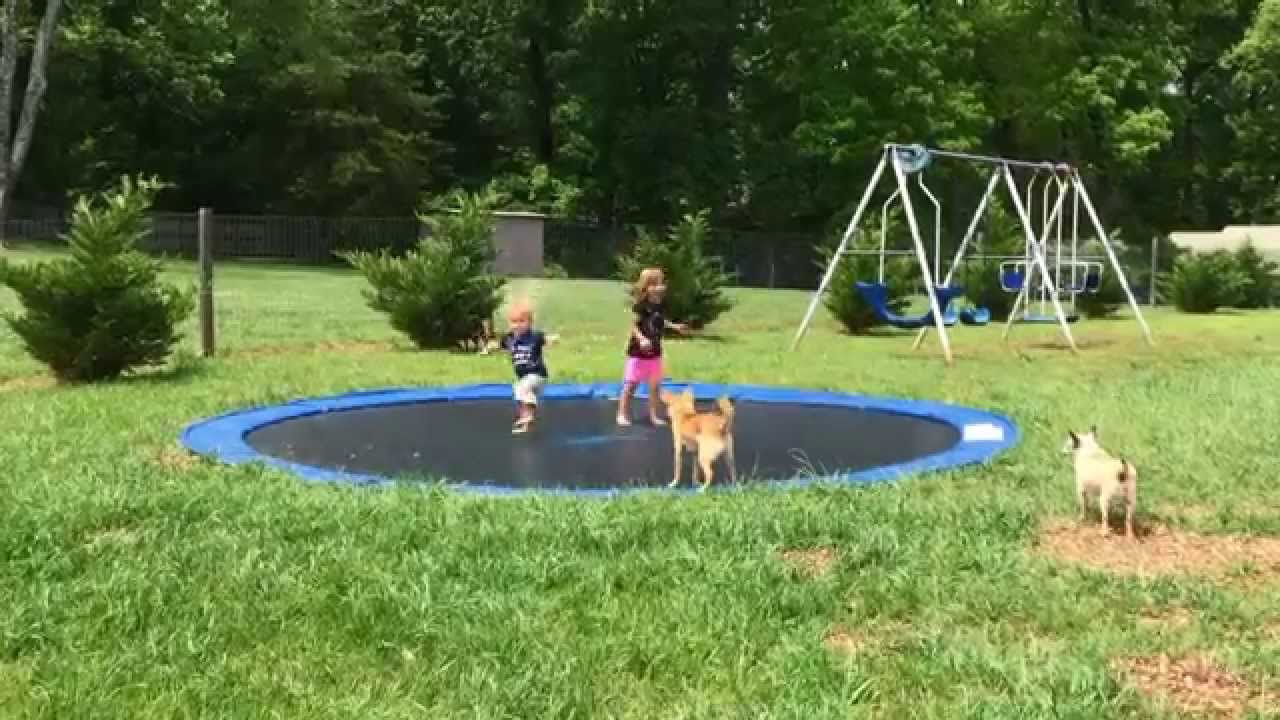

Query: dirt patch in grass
left=1034, top=518, right=1280, bottom=581
left=0, top=374, right=56, bottom=392
left=1137, top=606, right=1195, bottom=632
left=821, top=620, right=914, bottom=658
left=152, top=445, right=198, bottom=471
left=231, top=340, right=394, bottom=358
left=822, top=624, right=868, bottom=656
left=83, top=526, right=141, bottom=551
left=0, top=659, right=35, bottom=706
left=778, top=545, right=838, bottom=579
left=1111, top=653, right=1274, bottom=719
left=1025, top=337, right=1119, bottom=352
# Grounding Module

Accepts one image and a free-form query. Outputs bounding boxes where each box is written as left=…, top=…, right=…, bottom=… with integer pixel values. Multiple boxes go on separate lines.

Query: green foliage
left=818, top=229, right=915, bottom=334
left=1232, top=239, right=1279, bottom=308
left=8, top=0, right=1273, bottom=255
left=1161, top=250, right=1248, bottom=313
left=1226, top=0, right=1280, bottom=218
left=485, top=160, right=584, bottom=218
left=340, top=190, right=506, bottom=349
left=615, top=210, right=733, bottom=329
left=0, top=176, right=195, bottom=382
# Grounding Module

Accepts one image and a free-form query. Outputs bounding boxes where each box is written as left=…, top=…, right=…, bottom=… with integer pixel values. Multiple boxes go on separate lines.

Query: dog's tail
left=715, top=395, right=735, bottom=424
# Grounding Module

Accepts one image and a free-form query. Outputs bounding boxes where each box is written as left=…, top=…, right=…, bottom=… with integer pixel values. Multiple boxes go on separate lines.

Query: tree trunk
left=0, top=0, right=65, bottom=249
left=527, top=36, right=555, bottom=164
left=0, top=0, right=19, bottom=248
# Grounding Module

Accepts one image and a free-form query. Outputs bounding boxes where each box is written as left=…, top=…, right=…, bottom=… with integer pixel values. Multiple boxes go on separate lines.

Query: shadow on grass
left=118, top=357, right=211, bottom=386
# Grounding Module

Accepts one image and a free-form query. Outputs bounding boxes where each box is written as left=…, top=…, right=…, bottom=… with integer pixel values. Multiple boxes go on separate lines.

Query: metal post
left=197, top=207, right=215, bottom=357
left=792, top=150, right=889, bottom=350
left=879, top=188, right=900, bottom=284
left=1149, top=235, right=1158, bottom=306
left=1002, top=165, right=1078, bottom=352
left=1073, top=173, right=1154, bottom=346
left=891, top=151, right=953, bottom=366
left=917, top=173, right=942, bottom=281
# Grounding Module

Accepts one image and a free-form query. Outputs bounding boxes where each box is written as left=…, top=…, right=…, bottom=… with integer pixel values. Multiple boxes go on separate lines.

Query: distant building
left=1169, top=225, right=1280, bottom=259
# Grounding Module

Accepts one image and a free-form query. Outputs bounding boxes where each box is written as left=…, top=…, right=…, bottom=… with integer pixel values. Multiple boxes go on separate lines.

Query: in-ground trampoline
left=180, top=382, right=1018, bottom=496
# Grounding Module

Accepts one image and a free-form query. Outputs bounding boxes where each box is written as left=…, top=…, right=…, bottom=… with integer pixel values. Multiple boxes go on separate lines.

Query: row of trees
left=3, top=0, right=1280, bottom=245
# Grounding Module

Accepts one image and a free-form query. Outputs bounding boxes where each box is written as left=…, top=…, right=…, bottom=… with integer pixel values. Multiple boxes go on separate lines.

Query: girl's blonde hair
left=630, top=267, right=665, bottom=303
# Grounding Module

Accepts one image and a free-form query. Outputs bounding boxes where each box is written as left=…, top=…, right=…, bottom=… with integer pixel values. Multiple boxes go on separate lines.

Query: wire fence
left=2, top=212, right=1156, bottom=297
left=542, top=221, right=828, bottom=289
left=3, top=213, right=421, bottom=264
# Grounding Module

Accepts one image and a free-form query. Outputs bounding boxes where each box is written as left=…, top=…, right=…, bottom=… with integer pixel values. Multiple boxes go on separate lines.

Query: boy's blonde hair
left=630, top=267, right=665, bottom=303
left=507, top=298, right=534, bottom=323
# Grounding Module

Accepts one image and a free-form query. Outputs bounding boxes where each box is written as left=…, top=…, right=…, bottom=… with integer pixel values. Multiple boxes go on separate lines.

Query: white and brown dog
left=1062, top=425, right=1138, bottom=539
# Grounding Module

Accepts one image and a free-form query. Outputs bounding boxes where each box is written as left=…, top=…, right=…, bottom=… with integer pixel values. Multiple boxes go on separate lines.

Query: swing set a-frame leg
left=891, top=147, right=954, bottom=366
left=791, top=151, right=889, bottom=351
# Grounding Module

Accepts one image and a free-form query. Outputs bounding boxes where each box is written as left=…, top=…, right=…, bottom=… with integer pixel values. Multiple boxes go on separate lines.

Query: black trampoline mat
left=243, top=398, right=962, bottom=490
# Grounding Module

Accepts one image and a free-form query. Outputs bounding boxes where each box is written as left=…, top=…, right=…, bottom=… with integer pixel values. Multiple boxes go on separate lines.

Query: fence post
left=198, top=207, right=215, bottom=357
left=1149, top=235, right=1158, bottom=306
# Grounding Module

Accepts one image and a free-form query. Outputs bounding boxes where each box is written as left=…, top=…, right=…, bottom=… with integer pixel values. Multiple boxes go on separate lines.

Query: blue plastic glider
left=960, top=306, right=991, bottom=326
left=855, top=282, right=967, bottom=330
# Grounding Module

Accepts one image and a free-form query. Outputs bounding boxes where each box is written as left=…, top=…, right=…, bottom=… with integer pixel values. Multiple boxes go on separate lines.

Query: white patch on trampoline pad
left=962, top=422, right=1005, bottom=443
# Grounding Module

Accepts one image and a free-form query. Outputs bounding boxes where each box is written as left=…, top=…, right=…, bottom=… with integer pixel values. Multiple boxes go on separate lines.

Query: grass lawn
left=3, top=245, right=1280, bottom=718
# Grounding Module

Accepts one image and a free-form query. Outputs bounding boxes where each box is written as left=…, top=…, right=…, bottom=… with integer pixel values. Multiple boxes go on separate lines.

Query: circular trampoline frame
left=180, top=382, right=1020, bottom=497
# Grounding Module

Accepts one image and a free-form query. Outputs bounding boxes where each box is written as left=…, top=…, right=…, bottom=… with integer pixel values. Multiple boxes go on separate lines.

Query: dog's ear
left=1089, top=424, right=1098, bottom=437
left=1068, top=431, right=1080, bottom=448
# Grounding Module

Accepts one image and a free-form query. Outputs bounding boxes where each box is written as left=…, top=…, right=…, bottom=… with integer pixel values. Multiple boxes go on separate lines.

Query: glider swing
left=792, top=143, right=1154, bottom=365
left=998, top=164, right=1105, bottom=327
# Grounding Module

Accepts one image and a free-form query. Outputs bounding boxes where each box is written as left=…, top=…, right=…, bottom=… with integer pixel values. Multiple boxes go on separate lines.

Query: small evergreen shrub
left=0, top=175, right=195, bottom=382
left=1162, top=250, right=1248, bottom=313
left=615, top=209, right=733, bottom=329
left=1232, top=239, right=1279, bottom=308
left=958, top=257, right=1017, bottom=321
left=1071, top=267, right=1125, bottom=318
left=340, top=189, right=506, bottom=349
left=957, top=197, right=1025, bottom=321
left=818, top=230, right=915, bottom=334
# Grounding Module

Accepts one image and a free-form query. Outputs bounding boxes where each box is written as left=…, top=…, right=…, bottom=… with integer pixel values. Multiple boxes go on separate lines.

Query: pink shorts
left=623, top=356, right=663, bottom=384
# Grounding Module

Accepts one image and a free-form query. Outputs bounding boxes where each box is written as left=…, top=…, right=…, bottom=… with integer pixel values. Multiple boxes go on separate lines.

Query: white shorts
left=513, top=374, right=546, bottom=405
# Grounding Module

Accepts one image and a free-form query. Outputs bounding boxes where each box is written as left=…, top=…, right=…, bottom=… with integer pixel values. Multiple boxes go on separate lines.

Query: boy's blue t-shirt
left=501, top=330, right=548, bottom=378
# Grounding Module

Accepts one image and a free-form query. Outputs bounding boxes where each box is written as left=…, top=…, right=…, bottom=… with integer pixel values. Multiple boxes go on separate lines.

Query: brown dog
left=659, top=388, right=736, bottom=491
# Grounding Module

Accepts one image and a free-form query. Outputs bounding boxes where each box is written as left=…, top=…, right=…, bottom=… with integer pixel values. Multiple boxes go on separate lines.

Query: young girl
left=616, top=267, right=688, bottom=426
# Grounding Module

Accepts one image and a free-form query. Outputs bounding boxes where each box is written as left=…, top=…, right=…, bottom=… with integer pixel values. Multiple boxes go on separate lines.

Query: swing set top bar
left=883, top=143, right=1073, bottom=173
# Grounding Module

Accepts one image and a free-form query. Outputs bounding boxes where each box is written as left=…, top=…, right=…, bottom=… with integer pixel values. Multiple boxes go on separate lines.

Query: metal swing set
left=791, top=143, right=1154, bottom=365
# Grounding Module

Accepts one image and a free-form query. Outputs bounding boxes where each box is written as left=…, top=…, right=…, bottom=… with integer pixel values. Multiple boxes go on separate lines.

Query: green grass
left=3, top=245, right=1280, bottom=718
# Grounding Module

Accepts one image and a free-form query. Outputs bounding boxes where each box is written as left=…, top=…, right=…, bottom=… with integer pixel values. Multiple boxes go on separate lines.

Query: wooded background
left=3, top=0, right=1279, bottom=273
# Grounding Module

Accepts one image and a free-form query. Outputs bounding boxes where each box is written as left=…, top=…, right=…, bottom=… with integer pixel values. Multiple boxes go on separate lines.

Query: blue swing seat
left=855, top=282, right=967, bottom=330
left=1000, top=269, right=1025, bottom=292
